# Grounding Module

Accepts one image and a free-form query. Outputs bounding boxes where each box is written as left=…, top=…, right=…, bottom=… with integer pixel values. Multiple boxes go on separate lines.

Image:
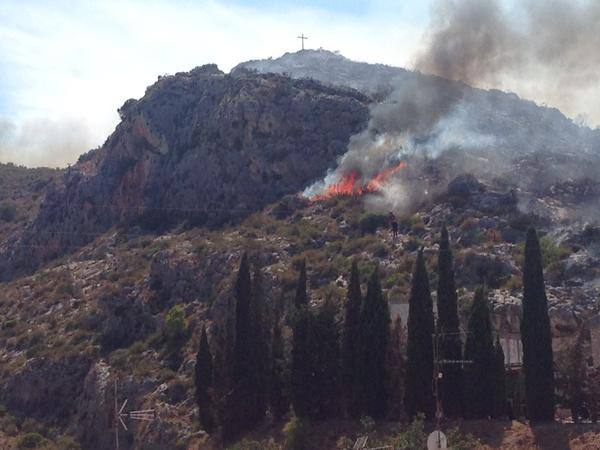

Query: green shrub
left=539, top=235, right=570, bottom=268
left=404, top=237, right=422, bottom=252
left=503, top=275, right=523, bottom=292
left=385, top=274, right=399, bottom=289
left=110, top=348, right=131, bottom=370
left=0, top=202, right=16, bottom=222
left=360, top=415, right=376, bottom=433
left=507, top=212, right=539, bottom=232
left=227, top=439, right=279, bottom=450
left=388, top=414, right=426, bottom=450
left=335, top=436, right=354, bottom=450
left=283, top=415, right=310, bottom=450
left=227, top=439, right=263, bottom=450
left=20, top=418, right=45, bottom=435
left=514, top=235, right=570, bottom=269
left=368, top=242, right=389, bottom=258
left=55, top=435, right=82, bottom=450
left=446, top=427, right=480, bottom=450
left=18, top=432, right=45, bottom=449
left=5, top=421, right=18, bottom=436
left=359, top=213, right=388, bottom=235
left=164, top=305, right=188, bottom=354
left=129, top=340, right=146, bottom=354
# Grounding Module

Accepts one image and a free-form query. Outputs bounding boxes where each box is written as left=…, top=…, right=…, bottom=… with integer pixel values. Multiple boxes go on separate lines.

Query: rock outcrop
left=6, top=355, right=92, bottom=422
left=7, top=67, right=369, bottom=277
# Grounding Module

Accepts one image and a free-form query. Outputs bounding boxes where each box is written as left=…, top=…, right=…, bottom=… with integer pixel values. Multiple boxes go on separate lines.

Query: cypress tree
left=521, top=228, right=555, bottom=422
left=231, top=253, right=262, bottom=434
left=294, top=259, right=308, bottom=308
left=357, top=266, right=390, bottom=419
left=341, top=260, right=362, bottom=417
left=386, top=316, right=405, bottom=420
left=404, top=250, right=435, bottom=419
left=250, top=265, right=268, bottom=422
left=464, top=287, right=495, bottom=419
left=270, top=312, right=288, bottom=420
left=195, top=326, right=215, bottom=433
left=209, top=298, right=235, bottom=438
left=565, top=329, right=586, bottom=422
left=436, top=226, right=464, bottom=418
left=309, top=297, right=339, bottom=419
left=493, top=336, right=507, bottom=419
left=291, top=260, right=312, bottom=418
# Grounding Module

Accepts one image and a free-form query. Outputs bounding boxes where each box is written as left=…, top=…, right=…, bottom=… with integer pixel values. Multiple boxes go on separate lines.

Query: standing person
left=388, top=211, right=398, bottom=239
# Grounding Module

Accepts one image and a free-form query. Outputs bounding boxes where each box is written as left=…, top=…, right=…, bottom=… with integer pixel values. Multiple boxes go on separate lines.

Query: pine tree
left=493, top=336, right=507, bottom=419
left=436, top=226, right=464, bottom=418
left=521, top=228, right=555, bottom=422
left=464, top=287, right=495, bottom=419
left=357, top=266, right=390, bottom=419
left=195, top=326, right=215, bottom=433
left=291, top=260, right=313, bottom=418
left=309, top=297, right=339, bottom=419
left=341, top=260, right=362, bottom=417
left=404, top=250, right=435, bottom=419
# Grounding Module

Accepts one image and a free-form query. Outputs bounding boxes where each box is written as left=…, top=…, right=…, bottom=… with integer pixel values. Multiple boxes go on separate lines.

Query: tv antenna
left=113, top=379, right=156, bottom=450
left=352, top=435, right=393, bottom=450
left=297, top=33, right=308, bottom=50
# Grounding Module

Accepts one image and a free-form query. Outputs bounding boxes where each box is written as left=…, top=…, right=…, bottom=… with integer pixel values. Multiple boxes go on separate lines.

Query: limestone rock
left=8, top=69, right=369, bottom=278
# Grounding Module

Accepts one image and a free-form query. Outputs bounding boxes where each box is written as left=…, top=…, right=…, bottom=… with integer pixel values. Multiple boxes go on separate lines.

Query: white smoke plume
left=0, top=117, right=93, bottom=168
left=306, top=0, right=600, bottom=220
left=415, top=0, right=600, bottom=126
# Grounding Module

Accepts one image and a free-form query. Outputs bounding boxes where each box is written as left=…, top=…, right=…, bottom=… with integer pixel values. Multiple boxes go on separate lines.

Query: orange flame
left=312, top=161, right=407, bottom=201
left=365, top=161, right=407, bottom=192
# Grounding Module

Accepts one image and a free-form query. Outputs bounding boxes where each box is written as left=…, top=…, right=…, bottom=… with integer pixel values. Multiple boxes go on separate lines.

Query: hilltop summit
left=236, top=48, right=414, bottom=95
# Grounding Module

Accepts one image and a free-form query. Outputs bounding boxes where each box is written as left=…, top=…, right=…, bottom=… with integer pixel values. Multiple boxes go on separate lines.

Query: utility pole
left=114, top=380, right=119, bottom=450
left=297, top=33, right=308, bottom=50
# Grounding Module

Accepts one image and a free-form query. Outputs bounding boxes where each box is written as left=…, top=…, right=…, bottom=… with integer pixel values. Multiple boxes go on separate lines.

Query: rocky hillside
left=0, top=174, right=598, bottom=449
left=239, top=50, right=600, bottom=189
left=5, top=65, right=369, bottom=278
left=0, top=51, right=598, bottom=449
left=0, top=163, right=62, bottom=251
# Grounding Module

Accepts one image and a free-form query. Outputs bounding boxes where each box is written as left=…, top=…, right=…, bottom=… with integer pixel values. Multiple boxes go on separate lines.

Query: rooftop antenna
left=113, top=379, right=156, bottom=450
left=352, top=435, right=393, bottom=450
left=297, top=33, right=308, bottom=50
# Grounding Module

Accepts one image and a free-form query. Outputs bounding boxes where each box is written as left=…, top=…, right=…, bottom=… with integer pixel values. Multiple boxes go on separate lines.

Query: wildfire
left=312, top=161, right=407, bottom=201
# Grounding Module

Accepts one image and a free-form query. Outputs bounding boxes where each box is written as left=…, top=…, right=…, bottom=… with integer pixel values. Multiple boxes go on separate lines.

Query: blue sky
left=0, top=0, right=434, bottom=166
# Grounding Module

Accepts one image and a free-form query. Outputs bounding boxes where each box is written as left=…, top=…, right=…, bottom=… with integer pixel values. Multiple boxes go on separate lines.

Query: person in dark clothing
left=388, top=211, right=398, bottom=239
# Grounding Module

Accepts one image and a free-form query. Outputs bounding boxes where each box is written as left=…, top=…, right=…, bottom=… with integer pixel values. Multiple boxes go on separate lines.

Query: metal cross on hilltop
left=297, top=33, right=308, bottom=50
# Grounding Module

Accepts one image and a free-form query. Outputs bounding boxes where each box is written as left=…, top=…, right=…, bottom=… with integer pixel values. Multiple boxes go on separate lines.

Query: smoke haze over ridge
left=0, top=117, right=94, bottom=168
left=303, top=1, right=600, bottom=217
left=415, top=0, right=600, bottom=127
